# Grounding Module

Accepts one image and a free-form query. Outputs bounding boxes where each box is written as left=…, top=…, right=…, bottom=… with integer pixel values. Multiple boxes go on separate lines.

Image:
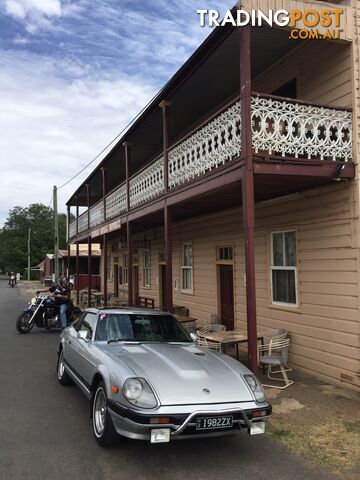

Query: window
left=181, top=243, right=193, bottom=292
left=217, top=246, right=233, bottom=261
left=123, top=253, right=128, bottom=285
left=271, top=231, right=297, bottom=306
left=143, top=250, right=151, bottom=287
left=73, top=312, right=97, bottom=339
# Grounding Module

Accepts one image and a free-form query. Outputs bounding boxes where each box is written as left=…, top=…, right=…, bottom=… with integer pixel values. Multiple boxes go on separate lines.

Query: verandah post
left=103, top=234, right=108, bottom=306
left=164, top=205, right=173, bottom=313
left=127, top=221, right=133, bottom=307
left=240, top=24, right=258, bottom=375
left=87, top=236, right=92, bottom=308
left=76, top=241, right=79, bottom=306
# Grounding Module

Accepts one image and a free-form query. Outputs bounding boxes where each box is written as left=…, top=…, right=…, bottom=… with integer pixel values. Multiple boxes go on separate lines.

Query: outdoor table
left=202, top=330, right=264, bottom=361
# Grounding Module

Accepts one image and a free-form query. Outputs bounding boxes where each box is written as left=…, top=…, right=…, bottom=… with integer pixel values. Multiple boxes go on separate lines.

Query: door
left=113, top=264, right=119, bottom=297
left=67, top=312, right=97, bottom=387
left=159, top=265, right=166, bottom=310
left=219, top=265, right=234, bottom=330
left=133, top=266, right=139, bottom=305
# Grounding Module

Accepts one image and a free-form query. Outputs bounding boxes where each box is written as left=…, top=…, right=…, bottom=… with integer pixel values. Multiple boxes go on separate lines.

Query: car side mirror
left=77, top=330, right=90, bottom=342
left=190, top=332, right=198, bottom=342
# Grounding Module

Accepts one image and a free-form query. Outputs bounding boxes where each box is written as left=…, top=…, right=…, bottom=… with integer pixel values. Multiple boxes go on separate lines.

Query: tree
left=0, top=203, right=69, bottom=275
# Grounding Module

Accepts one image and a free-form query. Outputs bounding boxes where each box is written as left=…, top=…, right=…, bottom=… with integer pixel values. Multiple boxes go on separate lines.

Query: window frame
left=270, top=230, right=298, bottom=308
left=181, top=242, right=193, bottom=293
left=143, top=250, right=151, bottom=288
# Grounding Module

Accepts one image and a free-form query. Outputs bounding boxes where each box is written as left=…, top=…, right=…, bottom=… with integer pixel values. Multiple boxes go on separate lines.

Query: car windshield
left=94, top=313, right=192, bottom=343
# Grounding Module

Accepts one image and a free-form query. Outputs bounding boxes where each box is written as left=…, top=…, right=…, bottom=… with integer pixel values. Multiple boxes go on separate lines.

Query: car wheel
left=16, top=312, right=35, bottom=334
left=57, top=350, right=73, bottom=385
left=92, top=381, right=118, bottom=447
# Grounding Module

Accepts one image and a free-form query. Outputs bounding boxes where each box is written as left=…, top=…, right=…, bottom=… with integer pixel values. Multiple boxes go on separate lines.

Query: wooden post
left=86, top=183, right=90, bottom=230
left=76, top=241, right=80, bottom=306
left=75, top=196, right=79, bottom=236
left=67, top=205, right=71, bottom=277
left=164, top=205, right=173, bottom=313
left=101, top=167, right=107, bottom=222
left=87, top=236, right=92, bottom=308
left=127, top=221, right=133, bottom=306
left=103, top=234, right=108, bottom=306
left=160, top=100, right=171, bottom=192
left=240, top=25, right=258, bottom=375
left=123, top=142, right=130, bottom=211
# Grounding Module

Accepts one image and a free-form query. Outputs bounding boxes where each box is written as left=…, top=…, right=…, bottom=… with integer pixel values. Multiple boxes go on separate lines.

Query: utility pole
left=53, top=185, right=59, bottom=283
left=27, top=227, right=31, bottom=281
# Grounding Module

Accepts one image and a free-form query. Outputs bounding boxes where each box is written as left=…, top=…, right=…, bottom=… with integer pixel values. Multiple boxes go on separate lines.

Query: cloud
left=0, top=0, right=227, bottom=224
left=0, top=49, right=156, bottom=217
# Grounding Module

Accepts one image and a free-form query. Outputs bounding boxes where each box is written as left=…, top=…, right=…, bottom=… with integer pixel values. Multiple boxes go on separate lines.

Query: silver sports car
left=57, top=307, right=271, bottom=446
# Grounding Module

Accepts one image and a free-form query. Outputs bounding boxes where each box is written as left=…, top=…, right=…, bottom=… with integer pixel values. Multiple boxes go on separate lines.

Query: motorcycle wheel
left=16, top=312, right=35, bottom=334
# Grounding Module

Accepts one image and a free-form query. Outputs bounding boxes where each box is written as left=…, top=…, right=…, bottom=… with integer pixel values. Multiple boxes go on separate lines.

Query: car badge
left=202, top=388, right=210, bottom=394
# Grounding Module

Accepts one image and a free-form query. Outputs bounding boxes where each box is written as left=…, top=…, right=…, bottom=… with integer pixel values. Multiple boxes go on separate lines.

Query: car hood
left=108, top=343, right=254, bottom=405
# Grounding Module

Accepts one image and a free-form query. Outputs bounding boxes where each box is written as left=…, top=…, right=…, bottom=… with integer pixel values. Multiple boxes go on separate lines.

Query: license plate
left=196, top=415, right=233, bottom=430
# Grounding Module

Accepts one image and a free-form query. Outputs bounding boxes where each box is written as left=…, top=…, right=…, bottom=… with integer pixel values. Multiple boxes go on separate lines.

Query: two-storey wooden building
left=66, top=1, right=360, bottom=390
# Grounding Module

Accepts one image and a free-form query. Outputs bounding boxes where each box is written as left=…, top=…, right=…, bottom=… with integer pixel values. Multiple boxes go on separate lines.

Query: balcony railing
left=70, top=94, right=352, bottom=237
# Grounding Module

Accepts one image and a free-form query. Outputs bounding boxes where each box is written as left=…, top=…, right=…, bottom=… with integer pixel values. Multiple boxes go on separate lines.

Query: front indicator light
left=150, top=428, right=170, bottom=443
left=111, top=385, right=119, bottom=394
left=150, top=417, right=170, bottom=424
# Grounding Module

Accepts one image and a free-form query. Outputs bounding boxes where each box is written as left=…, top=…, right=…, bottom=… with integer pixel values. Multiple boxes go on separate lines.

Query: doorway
left=159, top=264, right=166, bottom=310
left=113, top=264, right=119, bottom=297
left=218, top=264, right=234, bottom=330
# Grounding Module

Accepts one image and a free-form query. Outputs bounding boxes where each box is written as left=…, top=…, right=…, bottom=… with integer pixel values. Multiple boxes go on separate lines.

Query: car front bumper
left=107, top=401, right=272, bottom=442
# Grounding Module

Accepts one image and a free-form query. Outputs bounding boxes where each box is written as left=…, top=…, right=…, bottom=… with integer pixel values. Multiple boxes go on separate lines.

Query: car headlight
left=123, top=378, right=158, bottom=409
left=244, top=374, right=266, bottom=403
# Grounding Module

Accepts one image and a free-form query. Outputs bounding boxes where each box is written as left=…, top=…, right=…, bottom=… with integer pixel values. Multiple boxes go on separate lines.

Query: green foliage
left=0, top=203, right=69, bottom=274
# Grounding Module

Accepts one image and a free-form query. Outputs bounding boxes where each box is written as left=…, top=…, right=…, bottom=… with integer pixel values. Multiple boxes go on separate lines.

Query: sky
left=0, top=0, right=227, bottom=226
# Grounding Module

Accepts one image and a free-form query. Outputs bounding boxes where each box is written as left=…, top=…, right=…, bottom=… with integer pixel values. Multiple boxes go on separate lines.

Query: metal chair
left=197, top=324, right=226, bottom=336
left=258, top=338, right=294, bottom=389
left=195, top=337, right=222, bottom=351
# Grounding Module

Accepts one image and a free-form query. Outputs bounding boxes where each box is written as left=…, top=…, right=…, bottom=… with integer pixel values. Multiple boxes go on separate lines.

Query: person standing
left=51, top=276, right=70, bottom=329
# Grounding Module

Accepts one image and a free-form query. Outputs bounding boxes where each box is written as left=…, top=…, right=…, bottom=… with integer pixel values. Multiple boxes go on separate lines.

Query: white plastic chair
left=258, top=338, right=294, bottom=389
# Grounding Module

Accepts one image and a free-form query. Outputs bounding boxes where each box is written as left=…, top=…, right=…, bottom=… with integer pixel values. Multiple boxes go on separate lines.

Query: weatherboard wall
left=101, top=182, right=360, bottom=390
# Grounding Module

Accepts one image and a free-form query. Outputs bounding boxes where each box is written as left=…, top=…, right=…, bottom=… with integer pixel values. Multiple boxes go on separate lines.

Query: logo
left=202, top=388, right=210, bottom=394
left=196, top=8, right=344, bottom=40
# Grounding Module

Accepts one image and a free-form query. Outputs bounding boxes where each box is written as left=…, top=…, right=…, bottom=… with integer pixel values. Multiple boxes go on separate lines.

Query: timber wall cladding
left=253, top=40, right=352, bottom=107
left=104, top=183, right=359, bottom=387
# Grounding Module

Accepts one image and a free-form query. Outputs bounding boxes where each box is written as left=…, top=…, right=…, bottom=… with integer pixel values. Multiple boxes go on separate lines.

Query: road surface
left=0, top=278, right=336, bottom=480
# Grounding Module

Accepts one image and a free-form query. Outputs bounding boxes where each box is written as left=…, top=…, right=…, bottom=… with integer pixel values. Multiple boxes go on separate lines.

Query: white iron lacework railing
left=168, top=101, right=241, bottom=189
left=129, top=156, right=164, bottom=208
left=251, top=96, right=352, bottom=161
left=106, top=183, right=127, bottom=219
left=89, top=201, right=104, bottom=228
left=69, top=221, right=76, bottom=239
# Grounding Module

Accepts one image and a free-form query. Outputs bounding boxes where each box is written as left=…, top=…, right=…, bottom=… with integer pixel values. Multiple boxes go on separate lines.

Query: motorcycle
left=16, top=292, right=82, bottom=334
left=9, top=276, right=16, bottom=288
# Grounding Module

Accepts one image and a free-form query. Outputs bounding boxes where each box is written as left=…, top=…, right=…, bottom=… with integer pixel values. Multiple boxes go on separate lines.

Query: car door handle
left=69, top=340, right=72, bottom=345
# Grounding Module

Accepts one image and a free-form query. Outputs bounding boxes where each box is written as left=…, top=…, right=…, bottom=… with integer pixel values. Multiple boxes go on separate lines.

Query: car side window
left=73, top=312, right=87, bottom=332
left=80, top=313, right=97, bottom=339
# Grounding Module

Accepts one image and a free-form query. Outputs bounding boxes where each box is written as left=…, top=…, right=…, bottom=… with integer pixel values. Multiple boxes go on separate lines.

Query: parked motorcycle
left=9, top=276, right=16, bottom=288
left=16, top=292, right=82, bottom=334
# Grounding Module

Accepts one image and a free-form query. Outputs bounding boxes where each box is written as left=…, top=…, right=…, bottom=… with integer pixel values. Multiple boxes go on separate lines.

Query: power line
left=57, top=82, right=169, bottom=191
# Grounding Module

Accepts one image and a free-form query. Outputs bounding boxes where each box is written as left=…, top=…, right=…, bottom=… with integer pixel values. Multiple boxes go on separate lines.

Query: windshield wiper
left=107, top=339, right=140, bottom=344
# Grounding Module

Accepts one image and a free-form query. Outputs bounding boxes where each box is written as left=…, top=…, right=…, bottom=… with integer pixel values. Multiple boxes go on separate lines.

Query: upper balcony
left=69, top=91, right=353, bottom=240
left=67, top=19, right=355, bottom=241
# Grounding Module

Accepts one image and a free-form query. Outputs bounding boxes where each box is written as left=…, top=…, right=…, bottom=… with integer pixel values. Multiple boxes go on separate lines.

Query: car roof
left=85, top=307, right=172, bottom=316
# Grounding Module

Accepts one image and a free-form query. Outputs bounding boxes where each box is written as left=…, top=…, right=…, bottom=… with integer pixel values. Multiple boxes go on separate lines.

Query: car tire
left=16, top=312, right=35, bottom=334
left=92, top=381, right=118, bottom=447
left=57, top=349, right=73, bottom=385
